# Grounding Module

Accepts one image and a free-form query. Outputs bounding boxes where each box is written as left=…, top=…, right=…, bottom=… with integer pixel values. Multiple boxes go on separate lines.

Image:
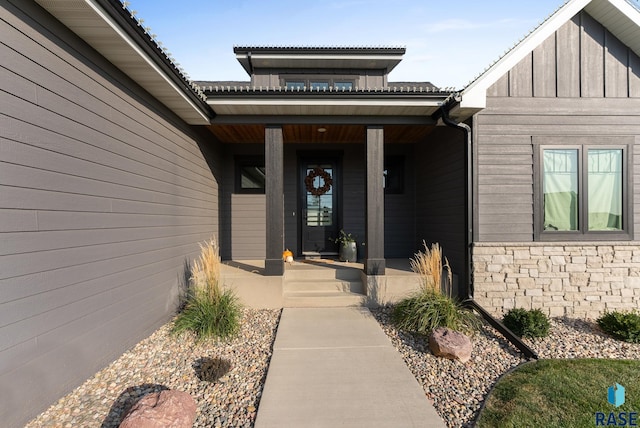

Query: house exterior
left=1, top=0, right=639, bottom=426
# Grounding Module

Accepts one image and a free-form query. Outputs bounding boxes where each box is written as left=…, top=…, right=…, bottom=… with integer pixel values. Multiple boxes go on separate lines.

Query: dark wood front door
left=300, top=158, right=339, bottom=255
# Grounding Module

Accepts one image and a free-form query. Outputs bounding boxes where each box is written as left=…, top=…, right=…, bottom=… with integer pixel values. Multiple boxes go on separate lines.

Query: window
left=384, top=156, right=404, bottom=194
left=536, top=144, right=630, bottom=240
left=235, top=157, right=265, bottom=194
left=283, top=76, right=355, bottom=90
left=286, top=81, right=305, bottom=90
left=334, top=82, right=353, bottom=91
left=310, top=81, right=329, bottom=90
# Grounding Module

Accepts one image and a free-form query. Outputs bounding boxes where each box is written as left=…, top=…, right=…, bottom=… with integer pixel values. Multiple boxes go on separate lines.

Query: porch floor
left=220, top=259, right=421, bottom=308
left=221, top=258, right=416, bottom=276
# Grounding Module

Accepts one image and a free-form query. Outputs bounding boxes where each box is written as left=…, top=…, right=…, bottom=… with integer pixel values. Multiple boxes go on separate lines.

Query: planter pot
left=339, top=242, right=357, bottom=263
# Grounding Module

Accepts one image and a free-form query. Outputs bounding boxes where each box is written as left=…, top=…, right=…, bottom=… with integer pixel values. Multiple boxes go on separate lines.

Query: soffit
left=205, top=89, right=451, bottom=117
left=234, top=46, right=406, bottom=75
left=207, top=124, right=436, bottom=144
left=35, top=0, right=211, bottom=125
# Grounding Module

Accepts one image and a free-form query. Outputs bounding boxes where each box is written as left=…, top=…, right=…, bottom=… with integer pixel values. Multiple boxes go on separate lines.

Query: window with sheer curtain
left=540, top=146, right=627, bottom=239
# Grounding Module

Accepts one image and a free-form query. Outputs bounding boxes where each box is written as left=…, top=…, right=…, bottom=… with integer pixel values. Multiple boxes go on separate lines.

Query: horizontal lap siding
left=477, top=11, right=640, bottom=243
left=219, top=144, right=265, bottom=260
left=0, top=2, right=218, bottom=427
left=415, top=128, right=466, bottom=283
left=384, top=144, right=416, bottom=258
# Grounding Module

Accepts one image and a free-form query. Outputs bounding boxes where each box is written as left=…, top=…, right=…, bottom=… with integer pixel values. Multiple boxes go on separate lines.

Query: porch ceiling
left=206, top=124, right=436, bottom=144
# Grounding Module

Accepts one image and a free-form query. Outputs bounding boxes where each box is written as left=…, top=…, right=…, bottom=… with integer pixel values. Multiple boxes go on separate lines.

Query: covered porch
left=205, top=119, right=469, bottom=306
left=220, top=258, right=423, bottom=308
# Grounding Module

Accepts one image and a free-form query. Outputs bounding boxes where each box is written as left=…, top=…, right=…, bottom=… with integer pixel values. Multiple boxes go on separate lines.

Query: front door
left=300, top=158, right=339, bottom=255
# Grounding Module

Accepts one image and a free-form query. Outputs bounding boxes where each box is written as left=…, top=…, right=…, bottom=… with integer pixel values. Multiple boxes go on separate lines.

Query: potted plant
left=331, top=230, right=357, bottom=262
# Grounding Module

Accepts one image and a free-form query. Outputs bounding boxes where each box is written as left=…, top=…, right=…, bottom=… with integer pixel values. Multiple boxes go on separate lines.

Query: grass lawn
left=477, top=359, right=640, bottom=428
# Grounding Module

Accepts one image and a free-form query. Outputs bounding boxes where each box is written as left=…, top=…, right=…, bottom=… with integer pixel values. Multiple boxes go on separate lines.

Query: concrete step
left=284, top=279, right=364, bottom=294
left=283, top=291, right=366, bottom=308
left=284, top=265, right=361, bottom=281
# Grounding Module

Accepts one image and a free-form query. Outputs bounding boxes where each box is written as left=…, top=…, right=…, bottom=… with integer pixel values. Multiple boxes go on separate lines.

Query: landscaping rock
left=119, top=389, right=196, bottom=428
left=428, top=327, right=472, bottom=363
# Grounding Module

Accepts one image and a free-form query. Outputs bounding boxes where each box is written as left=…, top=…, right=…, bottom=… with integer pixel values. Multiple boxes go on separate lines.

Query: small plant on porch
left=330, top=230, right=357, bottom=262
left=392, top=241, right=479, bottom=334
left=172, top=237, right=242, bottom=341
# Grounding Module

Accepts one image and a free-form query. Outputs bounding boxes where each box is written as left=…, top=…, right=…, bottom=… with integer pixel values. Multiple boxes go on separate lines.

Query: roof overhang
left=35, top=0, right=212, bottom=125
left=234, top=46, right=406, bottom=75
left=458, top=0, right=640, bottom=119
left=206, top=92, right=450, bottom=119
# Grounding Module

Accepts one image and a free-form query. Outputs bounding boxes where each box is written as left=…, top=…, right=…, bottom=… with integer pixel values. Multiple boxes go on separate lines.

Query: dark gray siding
left=219, top=144, right=266, bottom=260
left=477, top=11, right=640, bottom=242
left=384, top=144, right=416, bottom=258
left=415, top=127, right=466, bottom=284
left=0, top=2, right=219, bottom=426
left=220, top=141, right=419, bottom=260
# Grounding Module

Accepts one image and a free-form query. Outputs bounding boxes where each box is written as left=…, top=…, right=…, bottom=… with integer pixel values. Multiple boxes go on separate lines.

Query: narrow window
left=543, top=149, right=579, bottom=231
left=588, top=149, right=622, bottom=231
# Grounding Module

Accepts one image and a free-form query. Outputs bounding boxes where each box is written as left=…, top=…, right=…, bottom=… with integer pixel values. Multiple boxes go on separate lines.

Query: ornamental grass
left=172, top=237, right=241, bottom=341
left=392, top=241, right=479, bottom=334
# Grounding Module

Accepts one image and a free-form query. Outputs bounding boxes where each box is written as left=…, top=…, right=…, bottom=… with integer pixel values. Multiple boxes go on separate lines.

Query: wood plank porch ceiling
left=207, top=124, right=436, bottom=144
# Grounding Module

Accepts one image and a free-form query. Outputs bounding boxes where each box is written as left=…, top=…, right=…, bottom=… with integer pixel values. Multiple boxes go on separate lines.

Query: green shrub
left=597, top=311, right=640, bottom=343
left=392, top=290, right=479, bottom=334
left=172, top=237, right=242, bottom=341
left=172, top=287, right=241, bottom=341
left=502, top=308, right=550, bottom=339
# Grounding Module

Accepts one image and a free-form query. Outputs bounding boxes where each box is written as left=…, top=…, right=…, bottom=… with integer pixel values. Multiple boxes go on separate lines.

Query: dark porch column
left=365, top=125, right=385, bottom=275
left=265, top=125, right=284, bottom=276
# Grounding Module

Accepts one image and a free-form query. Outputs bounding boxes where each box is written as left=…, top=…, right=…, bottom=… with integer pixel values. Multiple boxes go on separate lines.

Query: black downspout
left=437, top=104, right=538, bottom=360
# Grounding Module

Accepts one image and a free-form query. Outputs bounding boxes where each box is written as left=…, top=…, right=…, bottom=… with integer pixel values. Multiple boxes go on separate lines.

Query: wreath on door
left=305, top=167, right=333, bottom=196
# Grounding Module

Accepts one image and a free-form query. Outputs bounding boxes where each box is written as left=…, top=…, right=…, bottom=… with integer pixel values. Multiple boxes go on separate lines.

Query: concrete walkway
left=254, top=307, right=446, bottom=428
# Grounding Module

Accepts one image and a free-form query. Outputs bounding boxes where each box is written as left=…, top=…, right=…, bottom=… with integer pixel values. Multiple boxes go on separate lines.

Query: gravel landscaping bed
left=25, top=308, right=281, bottom=428
left=371, top=306, right=640, bottom=428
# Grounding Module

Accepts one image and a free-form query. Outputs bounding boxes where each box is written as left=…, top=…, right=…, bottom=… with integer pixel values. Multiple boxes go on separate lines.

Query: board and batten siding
left=476, top=11, right=640, bottom=243
left=0, top=2, right=219, bottom=426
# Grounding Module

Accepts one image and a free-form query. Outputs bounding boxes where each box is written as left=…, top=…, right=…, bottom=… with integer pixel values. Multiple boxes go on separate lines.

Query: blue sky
left=127, top=0, right=570, bottom=89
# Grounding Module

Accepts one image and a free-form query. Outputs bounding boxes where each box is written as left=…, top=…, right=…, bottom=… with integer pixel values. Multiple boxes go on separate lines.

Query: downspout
left=437, top=101, right=538, bottom=360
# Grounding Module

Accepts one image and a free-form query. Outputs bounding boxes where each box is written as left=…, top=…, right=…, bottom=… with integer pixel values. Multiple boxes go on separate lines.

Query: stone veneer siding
left=472, top=242, right=640, bottom=319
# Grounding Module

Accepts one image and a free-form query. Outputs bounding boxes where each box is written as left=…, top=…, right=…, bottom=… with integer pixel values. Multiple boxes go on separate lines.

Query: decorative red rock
left=428, top=327, right=472, bottom=363
left=119, top=389, right=196, bottom=428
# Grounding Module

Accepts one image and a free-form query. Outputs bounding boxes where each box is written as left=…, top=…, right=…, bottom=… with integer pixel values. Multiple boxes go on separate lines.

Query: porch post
left=365, top=125, right=385, bottom=275
left=265, top=125, right=284, bottom=276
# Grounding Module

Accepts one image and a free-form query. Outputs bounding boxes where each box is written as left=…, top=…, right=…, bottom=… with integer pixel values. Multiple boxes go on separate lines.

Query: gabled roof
left=233, top=46, right=406, bottom=76
left=34, top=0, right=213, bottom=125
left=456, top=0, right=640, bottom=119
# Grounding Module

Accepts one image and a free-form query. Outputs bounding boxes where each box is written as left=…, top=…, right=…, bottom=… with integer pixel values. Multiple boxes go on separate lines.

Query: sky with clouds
left=127, top=0, right=572, bottom=89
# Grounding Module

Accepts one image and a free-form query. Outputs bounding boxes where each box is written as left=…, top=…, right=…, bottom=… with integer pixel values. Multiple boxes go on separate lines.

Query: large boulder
left=428, top=327, right=472, bottom=363
left=119, top=389, right=196, bottom=428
